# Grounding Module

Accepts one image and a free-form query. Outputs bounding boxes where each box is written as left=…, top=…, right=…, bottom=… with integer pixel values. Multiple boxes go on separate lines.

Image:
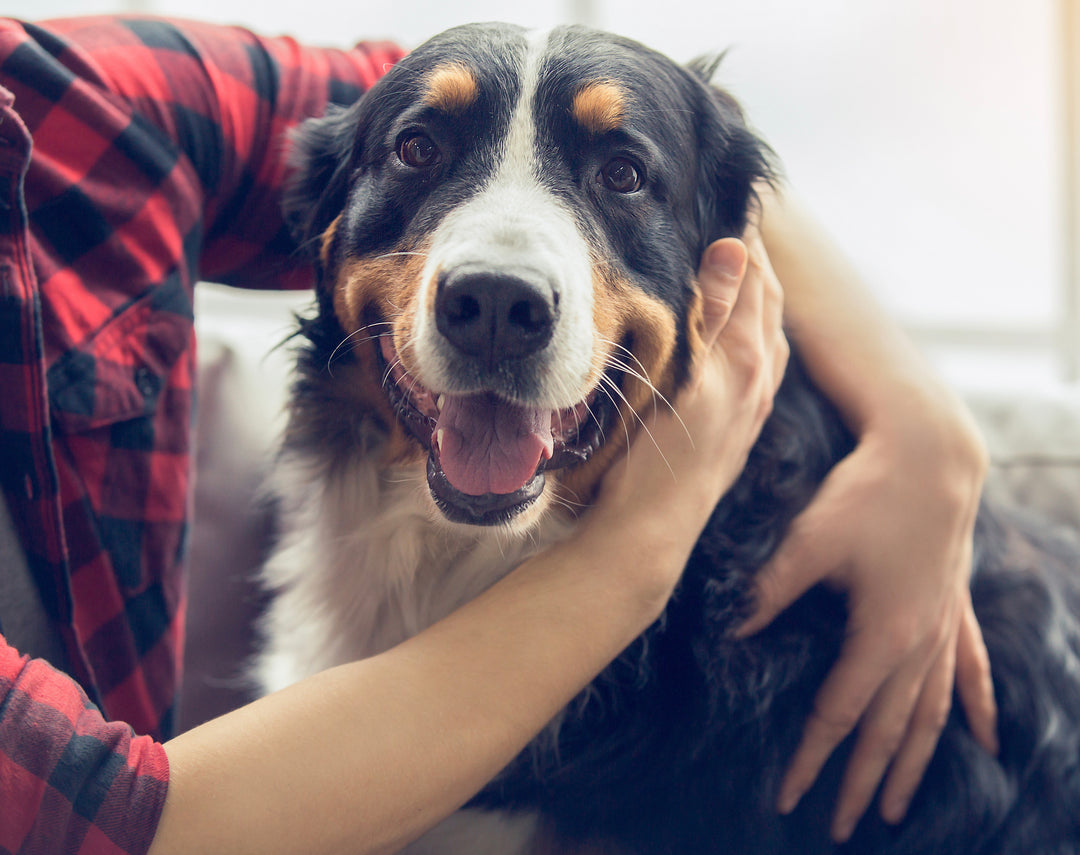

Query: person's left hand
left=736, top=406, right=997, bottom=842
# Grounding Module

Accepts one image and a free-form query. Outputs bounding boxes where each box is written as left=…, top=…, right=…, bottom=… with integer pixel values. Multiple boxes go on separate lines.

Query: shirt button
left=134, top=367, right=160, bottom=399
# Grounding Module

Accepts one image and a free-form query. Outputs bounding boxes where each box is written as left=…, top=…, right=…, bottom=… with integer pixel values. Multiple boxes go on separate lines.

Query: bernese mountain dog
left=255, top=22, right=1080, bottom=854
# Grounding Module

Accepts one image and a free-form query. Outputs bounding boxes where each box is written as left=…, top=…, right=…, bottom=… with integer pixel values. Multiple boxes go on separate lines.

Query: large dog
left=256, top=23, right=1080, bottom=854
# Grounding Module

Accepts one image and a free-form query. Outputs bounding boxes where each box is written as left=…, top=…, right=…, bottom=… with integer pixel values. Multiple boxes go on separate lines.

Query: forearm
left=759, top=186, right=985, bottom=465
left=151, top=519, right=683, bottom=855
left=750, top=188, right=996, bottom=837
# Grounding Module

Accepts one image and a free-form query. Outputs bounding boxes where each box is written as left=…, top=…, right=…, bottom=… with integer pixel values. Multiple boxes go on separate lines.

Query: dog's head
left=286, top=24, right=773, bottom=528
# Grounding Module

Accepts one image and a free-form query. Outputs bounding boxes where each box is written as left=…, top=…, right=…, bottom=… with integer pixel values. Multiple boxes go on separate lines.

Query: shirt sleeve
left=0, top=634, right=169, bottom=855
left=40, top=16, right=405, bottom=290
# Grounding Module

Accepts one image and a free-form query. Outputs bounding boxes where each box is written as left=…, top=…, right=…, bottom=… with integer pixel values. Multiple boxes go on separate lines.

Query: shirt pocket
left=45, top=281, right=195, bottom=596
left=47, top=282, right=193, bottom=433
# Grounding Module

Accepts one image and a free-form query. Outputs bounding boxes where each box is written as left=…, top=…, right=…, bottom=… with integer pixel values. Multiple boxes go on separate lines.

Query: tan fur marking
left=685, top=282, right=706, bottom=366
left=319, top=214, right=342, bottom=268
left=571, top=81, right=626, bottom=135
left=424, top=63, right=479, bottom=113
left=329, top=244, right=431, bottom=465
left=554, top=261, right=680, bottom=506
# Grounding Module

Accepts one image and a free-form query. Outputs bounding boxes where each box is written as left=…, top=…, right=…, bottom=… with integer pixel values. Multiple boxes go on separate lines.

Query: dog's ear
left=688, top=55, right=777, bottom=250
left=283, top=102, right=365, bottom=258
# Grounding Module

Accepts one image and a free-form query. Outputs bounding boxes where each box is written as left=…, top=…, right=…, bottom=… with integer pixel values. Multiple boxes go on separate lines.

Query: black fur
left=477, top=359, right=1080, bottom=854
left=284, top=23, right=1080, bottom=854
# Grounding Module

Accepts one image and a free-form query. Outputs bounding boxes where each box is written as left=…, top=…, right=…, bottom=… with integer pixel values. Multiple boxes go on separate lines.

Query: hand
left=589, top=230, right=789, bottom=601
left=737, top=410, right=996, bottom=841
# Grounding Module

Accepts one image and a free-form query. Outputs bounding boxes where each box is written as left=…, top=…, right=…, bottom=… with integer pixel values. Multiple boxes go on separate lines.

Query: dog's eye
left=398, top=133, right=441, bottom=169
left=599, top=157, right=642, bottom=193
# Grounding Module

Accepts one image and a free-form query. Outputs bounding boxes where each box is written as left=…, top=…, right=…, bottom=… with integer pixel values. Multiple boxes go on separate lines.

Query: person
left=0, top=14, right=994, bottom=854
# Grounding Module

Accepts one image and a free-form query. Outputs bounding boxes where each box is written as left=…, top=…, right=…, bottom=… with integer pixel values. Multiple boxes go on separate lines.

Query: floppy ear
left=283, top=101, right=366, bottom=258
left=688, top=55, right=777, bottom=251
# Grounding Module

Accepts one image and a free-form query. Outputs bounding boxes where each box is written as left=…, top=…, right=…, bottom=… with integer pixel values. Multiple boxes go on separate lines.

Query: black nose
left=435, top=269, right=558, bottom=363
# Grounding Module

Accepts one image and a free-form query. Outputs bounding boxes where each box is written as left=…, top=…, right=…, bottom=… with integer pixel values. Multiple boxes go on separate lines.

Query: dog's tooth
left=436, top=428, right=445, bottom=452
left=437, top=394, right=446, bottom=411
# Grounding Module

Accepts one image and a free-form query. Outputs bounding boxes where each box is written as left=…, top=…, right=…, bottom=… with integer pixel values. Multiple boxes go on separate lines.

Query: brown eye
left=599, top=157, right=642, bottom=193
left=398, top=133, right=440, bottom=168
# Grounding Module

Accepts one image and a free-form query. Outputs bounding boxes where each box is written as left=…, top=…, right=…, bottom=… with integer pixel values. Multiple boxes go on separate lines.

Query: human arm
left=36, top=15, right=404, bottom=291
left=146, top=237, right=786, bottom=855
left=0, top=636, right=169, bottom=853
left=737, top=186, right=996, bottom=841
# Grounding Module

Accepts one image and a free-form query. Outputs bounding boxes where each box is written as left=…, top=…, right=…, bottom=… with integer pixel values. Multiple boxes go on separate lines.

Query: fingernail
left=881, top=796, right=909, bottom=825
left=831, top=815, right=855, bottom=843
left=732, top=617, right=761, bottom=640
left=777, top=784, right=803, bottom=815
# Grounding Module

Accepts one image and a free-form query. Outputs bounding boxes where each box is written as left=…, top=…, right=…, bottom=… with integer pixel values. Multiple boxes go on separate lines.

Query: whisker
left=381, top=356, right=403, bottom=389
left=375, top=250, right=430, bottom=261
left=596, top=341, right=691, bottom=447
left=598, top=374, right=677, bottom=480
left=327, top=324, right=392, bottom=376
left=547, top=495, right=581, bottom=516
left=404, top=369, right=427, bottom=400
left=549, top=484, right=589, bottom=514
left=597, top=335, right=651, bottom=378
left=595, top=378, right=633, bottom=456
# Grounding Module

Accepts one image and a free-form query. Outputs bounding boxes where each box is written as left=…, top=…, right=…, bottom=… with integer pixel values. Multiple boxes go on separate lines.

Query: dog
left=255, top=22, right=1080, bottom=854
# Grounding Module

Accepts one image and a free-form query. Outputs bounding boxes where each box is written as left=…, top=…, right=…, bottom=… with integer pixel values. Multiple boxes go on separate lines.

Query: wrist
left=573, top=496, right=697, bottom=620
left=858, top=380, right=988, bottom=500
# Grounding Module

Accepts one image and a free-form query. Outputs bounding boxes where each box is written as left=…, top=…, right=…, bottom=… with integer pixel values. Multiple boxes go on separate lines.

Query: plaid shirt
left=0, top=15, right=401, bottom=853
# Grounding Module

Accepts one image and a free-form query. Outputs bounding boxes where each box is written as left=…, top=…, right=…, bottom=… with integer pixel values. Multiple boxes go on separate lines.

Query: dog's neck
left=258, top=448, right=578, bottom=689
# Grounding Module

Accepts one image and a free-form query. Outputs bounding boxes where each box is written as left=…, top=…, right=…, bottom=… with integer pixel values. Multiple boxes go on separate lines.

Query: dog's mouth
left=377, top=335, right=610, bottom=526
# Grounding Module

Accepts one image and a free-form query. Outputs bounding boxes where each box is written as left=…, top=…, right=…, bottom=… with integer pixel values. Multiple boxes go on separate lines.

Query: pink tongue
left=436, top=393, right=554, bottom=496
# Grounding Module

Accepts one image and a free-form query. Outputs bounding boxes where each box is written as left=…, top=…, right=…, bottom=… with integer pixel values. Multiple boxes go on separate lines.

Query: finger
left=758, top=251, right=789, bottom=394
left=698, top=239, right=748, bottom=348
left=776, top=631, right=900, bottom=816
left=770, top=329, right=791, bottom=394
left=735, top=506, right=835, bottom=638
left=878, top=628, right=957, bottom=825
left=742, top=228, right=784, bottom=345
left=718, top=238, right=772, bottom=346
left=954, top=593, right=999, bottom=756
left=831, top=596, right=956, bottom=839
left=828, top=625, right=948, bottom=842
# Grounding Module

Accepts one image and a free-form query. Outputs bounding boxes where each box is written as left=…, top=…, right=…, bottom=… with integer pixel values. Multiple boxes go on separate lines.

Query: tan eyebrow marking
left=423, top=63, right=479, bottom=113
left=571, top=81, right=626, bottom=135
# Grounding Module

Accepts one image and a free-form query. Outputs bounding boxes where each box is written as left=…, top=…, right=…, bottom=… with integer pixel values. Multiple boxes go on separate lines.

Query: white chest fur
left=255, top=449, right=576, bottom=696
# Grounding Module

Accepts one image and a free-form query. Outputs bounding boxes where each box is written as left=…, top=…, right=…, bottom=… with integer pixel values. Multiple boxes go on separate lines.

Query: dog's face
left=286, top=24, right=771, bottom=528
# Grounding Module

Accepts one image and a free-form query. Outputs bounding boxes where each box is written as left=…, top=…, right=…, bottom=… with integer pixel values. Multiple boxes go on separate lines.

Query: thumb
left=735, top=504, right=837, bottom=638
left=698, top=238, right=748, bottom=348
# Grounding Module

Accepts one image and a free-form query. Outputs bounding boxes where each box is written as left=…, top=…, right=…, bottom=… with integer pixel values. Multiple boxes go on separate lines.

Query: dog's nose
left=435, top=270, right=558, bottom=363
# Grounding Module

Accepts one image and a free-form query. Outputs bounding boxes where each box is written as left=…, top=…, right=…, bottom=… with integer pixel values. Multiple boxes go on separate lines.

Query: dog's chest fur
left=257, top=449, right=577, bottom=694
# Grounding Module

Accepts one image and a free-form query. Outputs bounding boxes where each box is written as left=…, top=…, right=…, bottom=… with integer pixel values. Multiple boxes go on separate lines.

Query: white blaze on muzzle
left=412, top=31, right=597, bottom=499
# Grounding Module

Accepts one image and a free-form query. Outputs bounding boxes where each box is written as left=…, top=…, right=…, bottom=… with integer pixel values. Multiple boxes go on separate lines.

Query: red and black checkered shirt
left=0, top=15, right=401, bottom=852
